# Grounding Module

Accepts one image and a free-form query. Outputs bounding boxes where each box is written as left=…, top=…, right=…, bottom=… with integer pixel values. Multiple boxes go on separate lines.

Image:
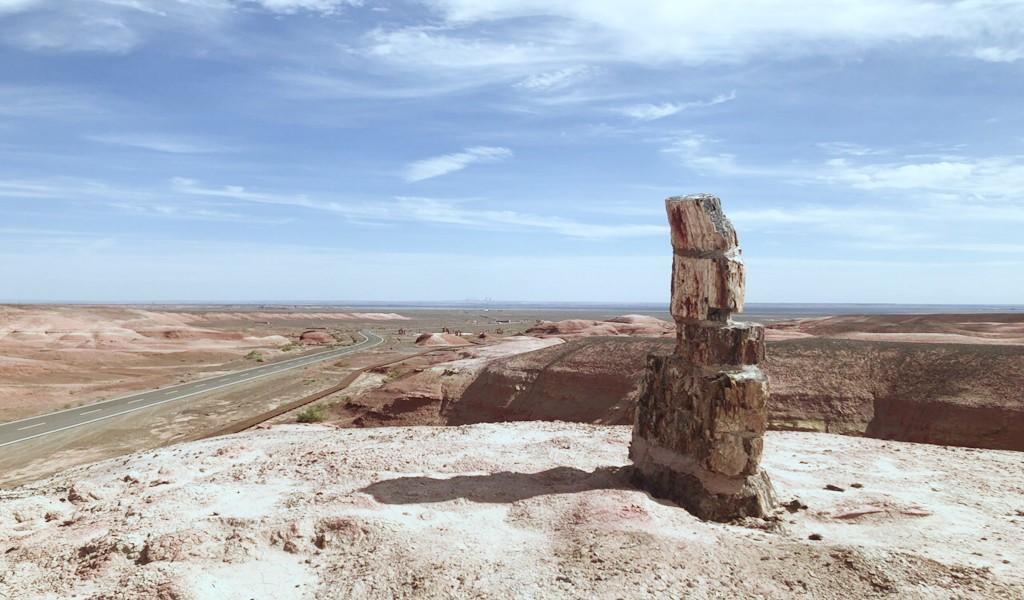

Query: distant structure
left=630, top=194, right=776, bottom=521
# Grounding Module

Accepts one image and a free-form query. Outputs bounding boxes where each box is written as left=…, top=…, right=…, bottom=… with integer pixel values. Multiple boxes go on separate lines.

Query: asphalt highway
left=0, top=330, right=384, bottom=448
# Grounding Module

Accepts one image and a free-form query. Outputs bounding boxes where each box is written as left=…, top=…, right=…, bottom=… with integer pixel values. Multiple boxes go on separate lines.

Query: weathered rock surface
left=766, top=336, right=1024, bottom=449
left=1, top=423, right=1021, bottom=599
left=666, top=194, right=745, bottom=322
left=299, top=330, right=333, bottom=345
left=414, top=332, right=471, bottom=347
left=296, top=315, right=1023, bottom=452
left=631, top=194, right=775, bottom=520
left=444, top=337, right=668, bottom=425
left=525, top=314, right=673, bottom=338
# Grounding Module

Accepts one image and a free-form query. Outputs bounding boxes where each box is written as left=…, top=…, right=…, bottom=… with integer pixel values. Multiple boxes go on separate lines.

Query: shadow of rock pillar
left=630, top=194, right=776, bottom=521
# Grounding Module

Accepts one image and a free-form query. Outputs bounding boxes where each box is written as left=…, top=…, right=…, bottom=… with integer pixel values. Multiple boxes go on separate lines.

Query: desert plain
left=1, top=303, right=1023, bottom=598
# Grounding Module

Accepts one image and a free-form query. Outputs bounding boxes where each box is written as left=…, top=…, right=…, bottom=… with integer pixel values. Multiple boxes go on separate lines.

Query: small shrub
left=244, top=350, right=264, bottom=362
left=297, top=405, right=327, bottom=423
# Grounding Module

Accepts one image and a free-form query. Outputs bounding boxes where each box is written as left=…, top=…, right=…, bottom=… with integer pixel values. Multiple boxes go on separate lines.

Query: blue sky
left=1, top=0, right=1023, bottom=304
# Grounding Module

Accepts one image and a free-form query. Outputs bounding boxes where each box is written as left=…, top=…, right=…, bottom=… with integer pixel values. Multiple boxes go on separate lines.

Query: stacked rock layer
left=630, top=194, right=776, bottom=521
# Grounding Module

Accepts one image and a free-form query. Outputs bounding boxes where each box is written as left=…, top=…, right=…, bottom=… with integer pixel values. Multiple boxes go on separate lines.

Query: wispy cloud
left=170, top=176, right=369, bottom=216
left=0, top=225, right=114, bottom=250
left=817, top=142, right=887, bottom=157
left=0, top=176, right=283, bottom=225
left=662, top=134, right=755, bottom=176
left=254, top=0, right=362, bottom=15
left=107, top=202, right=292, bottom=225
left=0, top=85, right=103, bottom=119
left=86, top=133, right=235, bottom=154
left=393, top=196, right=667, bottom=239
left=730, top=205, right=931, bottom=247
left=6, top=15, right=140, bottom=53
left=666, top=133, right=1024, bottom=205
left=421, top=0, right=1024, bottom=65
left=0, top=0, right=232, bottom=54
left=970, top=46, right=1024, bottom=63
left=515, top=65, right=595, bottom=91
left=620, top=103, right=682, bottom=121
left=272, top=71, right=477, bottom=100
left=818, top=156, right=1024, bottom=202
left=619, top=91, right=736, bottom=121
left=3, top=0, right=1022, bottom=69
left=361, top=27, right=570, bottom=71
left=173, top=177, right=665, bottom=239
left=0, top=0, right=42, bottom=16
left=403, top=146, right=513, bottom=182
left=730, top=204, right=1024, bottom=255
left=654, top=134, right=1024, bottom=252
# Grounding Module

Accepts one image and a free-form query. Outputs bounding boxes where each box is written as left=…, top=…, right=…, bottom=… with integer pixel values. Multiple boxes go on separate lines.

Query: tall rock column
left=630, top=194, right=776, bottom=521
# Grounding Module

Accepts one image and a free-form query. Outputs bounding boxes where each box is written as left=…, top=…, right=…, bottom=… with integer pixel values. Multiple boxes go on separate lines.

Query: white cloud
left=403, top=146, right=512, bottom=182
left=0, top=0, right=369, bottom=57
left=0, top=176, right=290, bottom=225
left=662, top=134, right=755, bottom=176
left=971, top=46, right=1024, bottom=63
left=817, top=142, right=886, bottom=157
left=0, top=0, right=234, bottom=54
left=173, top=177, right=665, bottom=239
left=249, top=0, right=361, bottom=14
left=107, top=201, right=290, bottom=224
left=272, top=71, right=479, bottom=100
left=362, top=27, right=568, bottom=71
left=4, top=0, right=1022, bottom=68
left=818, top=156, right=1024, bottom=201
left=730, top=205, right=931, bottom=247
left=515, top=65, right=595, bottom=91
left=620, top=103, right=682, bottom=121
left=666, top=133, right=1024, bottom=206
left=420, top=0, right=1024, bottom=64
left=657, top=134, right=1024, bottom=252
left=0, top=0, right=42, bottom=15
left=86, top=133, right=233, bottom=154
left=7, top=15, right=141, bottom=53
left=731, top=203, right=1024, bottom=254
left=0, top=85, right=103, bottom=119
left=0, top=178, right=76, bottom=199
left=620, top=91, right=735, bottom=121
left=393, top=196, right=666, bottom=238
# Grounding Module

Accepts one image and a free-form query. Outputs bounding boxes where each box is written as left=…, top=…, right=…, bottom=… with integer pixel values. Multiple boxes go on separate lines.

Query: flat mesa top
left=665, top=194, right=739, bottom=252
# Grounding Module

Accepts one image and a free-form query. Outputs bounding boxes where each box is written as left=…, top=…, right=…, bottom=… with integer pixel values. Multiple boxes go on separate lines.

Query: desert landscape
left=5, top=2, right=1023, bottom=597
left=2, top=303, right=1023, bottom=597
left=2, top=202, right=1023, bottom=599
left=0, top=304, right=407, bottom=423
left=2, top=423, right=1021, bottom=599
left=4, top=199, right=1021, bottom=596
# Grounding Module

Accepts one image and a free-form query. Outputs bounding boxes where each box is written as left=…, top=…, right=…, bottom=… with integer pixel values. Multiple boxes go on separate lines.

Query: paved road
left=0, top=330, right=384, bottom=448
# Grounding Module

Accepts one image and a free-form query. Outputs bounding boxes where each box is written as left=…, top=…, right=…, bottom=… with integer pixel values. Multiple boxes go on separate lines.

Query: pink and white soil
left=0, top=306, right=403, bottom=422
left=1, top=423, right=1020, bottom=599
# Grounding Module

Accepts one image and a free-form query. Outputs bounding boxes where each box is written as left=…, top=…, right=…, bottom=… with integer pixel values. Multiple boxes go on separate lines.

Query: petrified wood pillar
left=630, top=194, right=776, bottom=521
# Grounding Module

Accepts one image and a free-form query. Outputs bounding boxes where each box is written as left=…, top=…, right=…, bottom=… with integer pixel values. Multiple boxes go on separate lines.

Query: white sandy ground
left=427, top=335, right=564, bottom=373
left=1, top=423, right=1021, bottom=599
